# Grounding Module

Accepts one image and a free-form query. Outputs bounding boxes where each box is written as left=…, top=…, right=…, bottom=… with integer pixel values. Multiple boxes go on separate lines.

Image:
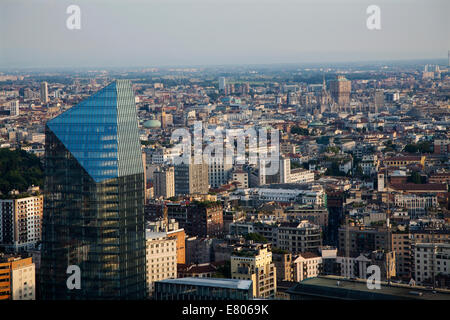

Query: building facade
left=231, top=245, right=277, bottom=299
left=41, top=80, right=147, bottom=299
left=0, top=255, right=35, bottom=300
left=153, top=166, right=175, bottom=199
left=186, top=202, right=223, bottom=238
left=0, top=195, right=43, bottom=252
left=146, top=232, right=177, bottom=296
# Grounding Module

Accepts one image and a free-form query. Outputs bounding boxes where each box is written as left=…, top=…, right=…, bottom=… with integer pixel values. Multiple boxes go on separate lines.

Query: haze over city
left=1, top=0, right=449, bottom=68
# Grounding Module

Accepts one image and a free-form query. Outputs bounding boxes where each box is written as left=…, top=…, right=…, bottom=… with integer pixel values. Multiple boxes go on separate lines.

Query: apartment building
left=391, top=232, right=412, bottom=279
left=208, top=157, right=233, bottom=188
left=0, top=195, right=43, bottom=252
left=292, top=252, right=322, bottom=282
left=186, top=201, right=223, bottom=237
left=174, top=160, right=209, bottom=195
left=394, top=193, right=438, bottom=216
left=153, top=166, right=175, bottom=199
left=231, top=169, right=249, bottom=188
left=145, top=232, right=177, bottom=297
left=231, top=245, right=277, bottom=299
left=277, top=221, right=322, bottom=254
left=272, top=252, right=294, bottom=282
left=338, top=225, right=391, bottom=257
left=0, top=254, right=35, bottom=300
left=414, top=243, right=450, bottom=286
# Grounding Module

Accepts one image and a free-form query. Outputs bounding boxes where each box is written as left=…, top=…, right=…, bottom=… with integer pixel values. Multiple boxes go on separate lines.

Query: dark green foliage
left=0, top=148, right=43, bottom=195
left=290, top=126, right=309, bottom=136
left=407, top=171, right=426, bottom=184
left=244, top=232, right=268, bottom=243
left=404, top=141, right=433, bottom=154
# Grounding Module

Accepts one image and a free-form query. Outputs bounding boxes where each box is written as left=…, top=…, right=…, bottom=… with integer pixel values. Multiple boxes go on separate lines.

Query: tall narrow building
left=41, top=80, right=146, bottom=299
left=40, top=82, right=49, bottom=104
left=329, top=75, right=351, bottom=107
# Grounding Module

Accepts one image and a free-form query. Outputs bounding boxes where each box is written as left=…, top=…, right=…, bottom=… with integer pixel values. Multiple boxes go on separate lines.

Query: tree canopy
left=0, top=148, right=43, bottom=195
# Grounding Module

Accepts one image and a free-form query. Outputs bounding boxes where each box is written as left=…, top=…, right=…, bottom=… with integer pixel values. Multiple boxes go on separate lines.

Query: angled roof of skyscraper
left=46, top=80, right=143, bottom=182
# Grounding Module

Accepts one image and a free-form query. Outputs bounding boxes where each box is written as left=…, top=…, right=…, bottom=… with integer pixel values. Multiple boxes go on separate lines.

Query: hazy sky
left=0, top=0, right=449, bottom=68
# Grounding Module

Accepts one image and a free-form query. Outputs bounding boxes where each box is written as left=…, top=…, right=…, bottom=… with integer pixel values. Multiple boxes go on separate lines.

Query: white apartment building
left=208, top=157, right=233, bottom=188
left=146, top=231, right=177, bottom=296
left=360, top=154, right=379, bottom=175
left=293, top=252, right=322, bottom=281
left=288, top=168, right=315, bottom=184
left=394, top=194, right=438, bottom=216
left=252, top=186, right=325, bottom=206
left=414, top=243, right=450, bottom=285
left=9, top=100, right=20, bottom=117
left=11, top=260, right=36, bottom=300
left=0, top=195, right=43, bottom=251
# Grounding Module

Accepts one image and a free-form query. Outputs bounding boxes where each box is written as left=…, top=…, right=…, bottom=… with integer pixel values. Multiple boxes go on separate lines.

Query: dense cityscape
left=0, top=57, right=449, bottom=301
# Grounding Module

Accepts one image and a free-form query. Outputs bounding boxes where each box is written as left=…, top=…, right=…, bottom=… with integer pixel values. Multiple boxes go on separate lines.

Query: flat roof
left=157, top=277, right=252, bottom=290
left=288, top=276, right=450, bottom=300
left=145, top=231, right=167, bottom=240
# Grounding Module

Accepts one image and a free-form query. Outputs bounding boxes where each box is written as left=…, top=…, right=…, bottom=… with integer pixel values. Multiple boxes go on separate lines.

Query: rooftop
left=288, top=275, right=450, bottom=300
left=156, top=277, right=252, bottom=290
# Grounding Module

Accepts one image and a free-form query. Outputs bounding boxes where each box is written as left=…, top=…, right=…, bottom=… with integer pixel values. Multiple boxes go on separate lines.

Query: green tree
left=244, top=233, right=268, bottom=243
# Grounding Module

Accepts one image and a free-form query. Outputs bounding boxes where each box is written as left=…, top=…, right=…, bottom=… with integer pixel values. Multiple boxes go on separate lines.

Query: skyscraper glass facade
left=41, top=80, right=146, bottom=300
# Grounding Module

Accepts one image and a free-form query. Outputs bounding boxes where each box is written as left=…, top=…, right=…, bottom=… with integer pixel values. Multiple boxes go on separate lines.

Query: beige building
left=329, top=75, right=351, bottom=106
left=154, top=166, right=175, bottom=199
left=145, top=231, right=177, bottom=297
left=391, top=232, right=412, bottom=279
left=0, top=255, right=35, bottom=300
left=231, top=244, right=277, bottom=299
left=231, top=169, right=248, bottom=189
left=174, top=160, right=209, bottom=195
left=272, top=252, right=294, bottom=282
left=0, top=195, right=43, bottom=251
left=293, top=252, right=322, bottom=282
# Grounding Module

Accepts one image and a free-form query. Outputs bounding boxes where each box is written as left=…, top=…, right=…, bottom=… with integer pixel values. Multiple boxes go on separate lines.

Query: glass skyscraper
left=41, top=80, right=146, bottom=299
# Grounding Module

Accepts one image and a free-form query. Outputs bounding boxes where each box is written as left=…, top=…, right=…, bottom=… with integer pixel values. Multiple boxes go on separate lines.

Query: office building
left=9, top=100, right=19, bottom=116
left=40, top=82, right=48, bottom=104
left=338, top=225, right=391, bottom=257
left=374, top=90, right=384, bottom=112
left=146, top=218, right=186, bottom=264
left=218, top=77, right=226, bottom=92
left=41, top=80, right=146, bottom=299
